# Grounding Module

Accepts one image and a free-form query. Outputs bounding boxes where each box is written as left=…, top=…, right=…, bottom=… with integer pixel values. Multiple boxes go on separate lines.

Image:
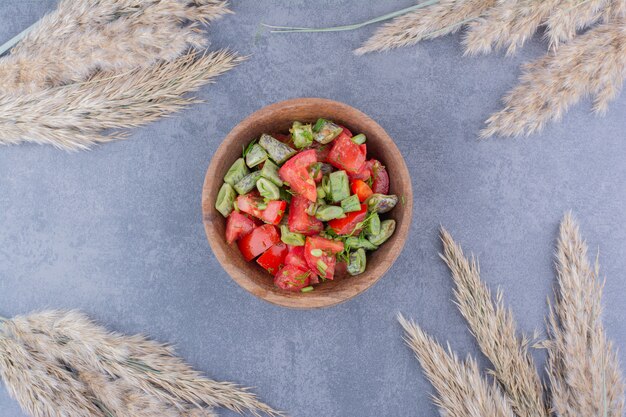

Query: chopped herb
left=310, top=248, right=323, bottom=257
left=242, top=139, right=257, bottom=158
left=301, top=286, right=314, bottom=293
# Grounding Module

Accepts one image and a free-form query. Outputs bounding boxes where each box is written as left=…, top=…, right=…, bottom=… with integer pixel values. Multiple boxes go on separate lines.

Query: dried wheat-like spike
left=545, top=0, right=610, bottom=50
left=464, top=0, right=559, bottom=56
left=604, top=0, right=626, bottom=21
left=0, top=0, right=232, bottom=94
left=482, top=21, right=626, bottom=137
left=397, top=314, right=515, bottom=417
left=546, top=213, right=625, bottom=417
left=0, top=50, right=244, bottom=151
left=0, top=310, right=282, bottom=417
left=355, top=0, right=495, bottom=55
left=439, top=228, right=548, bottom=417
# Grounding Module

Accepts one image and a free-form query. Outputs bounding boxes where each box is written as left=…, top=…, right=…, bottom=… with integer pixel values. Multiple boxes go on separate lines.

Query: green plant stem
left=0, top=21, right=37, bottom=56
left=263, top=0, right=440, bottom=33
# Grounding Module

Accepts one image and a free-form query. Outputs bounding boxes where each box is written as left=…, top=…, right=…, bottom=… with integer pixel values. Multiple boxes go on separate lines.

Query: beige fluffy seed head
left=482, top=21, right=626, bottom=137
left=355, top=0, right=495, bottom=55
left=464, top=0, right=559, bottom=56
left=0, top=310, right=282, bottom=417
left=397, top=314, right=515, bottom=417
left=0, top=0, right=232, bottom=94
left=0, top=50, right=244, bottom=150
left=546, top=213, right=625, bottom=417
left=439, top=228, right=548, bottom=417
left=545, top=0, right=610, bottom=50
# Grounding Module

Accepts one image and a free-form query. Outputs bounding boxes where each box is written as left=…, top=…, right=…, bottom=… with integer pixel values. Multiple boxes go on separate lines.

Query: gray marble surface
left=1, top=1, right=625, bottom=416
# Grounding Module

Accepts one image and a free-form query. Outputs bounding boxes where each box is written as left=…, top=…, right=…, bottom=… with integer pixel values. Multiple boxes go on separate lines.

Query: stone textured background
left=1, top=1, right=625, bottom=416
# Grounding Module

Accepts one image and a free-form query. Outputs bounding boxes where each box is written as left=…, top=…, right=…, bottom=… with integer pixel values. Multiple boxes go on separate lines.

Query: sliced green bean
left=259, top=134, right=297, bottom=164
left=215, top=183, right=236, bottom=217
left=223, top=158, right=249, bottom=186
left=366, top=194, right=398, bottom=213
left=260, top=160, right=283, bottom=186
left=245, top=144, right=268, bottom=168
left=344, top=237, right=378, bottom=251
left=234, top=171, right=262, bottom=195
left=365, top=212, right=381, bottom=236
left=351, top=133, right=366, bottom=145
left=280, top=225, right=305, bottom=246
left=257, top=178, right=280, bottom=200
left=329, top=170, right=350, bottom=203
left=341, top=194, right=361, bottom=213
left=347, top=248, right=367, bottom=276
left=368, top=220, right=396, bottom=246
left=290, top=121, right=314, bottom=148
left=315, top=205, right=345, bottom=221
left=313, top=119, right=343, bottom=144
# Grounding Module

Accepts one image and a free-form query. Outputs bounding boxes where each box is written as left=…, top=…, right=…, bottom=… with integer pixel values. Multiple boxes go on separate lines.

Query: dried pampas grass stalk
left=355, top=0, right=495, bottom=55
left=482, top=21, right=626, bottom=137
left=397, top=314, right=515, bottom=417
left=0, top=0, right=232, bottom=94
left=0, top=50, right=244, bottom=150
left=401, top=214, right=624, bottom=417
left=0, top=310, right=282, bottom=417
left=439, top=229, right=548, bottom=417
left=546, top=213, right=625, bottom=417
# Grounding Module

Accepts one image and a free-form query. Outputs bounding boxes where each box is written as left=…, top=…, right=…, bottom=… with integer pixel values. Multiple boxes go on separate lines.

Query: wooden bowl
left=202, top=98, right=413, bottom=309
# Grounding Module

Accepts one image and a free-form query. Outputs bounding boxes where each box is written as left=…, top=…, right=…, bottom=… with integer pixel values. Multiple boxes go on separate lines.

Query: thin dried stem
left=356, top=0, right=495, bottom=55
left=482, top=21, right=626, bottom=137
left=0, top=0, right=232, bottom=94
left=439, top=228, right=548, bottom=417
left=398, top=314, right=515, bottom=417
left=0, top=50, right=244, bottom=150
left=546, top=213, right=625, bottom=417
left=0, top=310, right=282, bottom=417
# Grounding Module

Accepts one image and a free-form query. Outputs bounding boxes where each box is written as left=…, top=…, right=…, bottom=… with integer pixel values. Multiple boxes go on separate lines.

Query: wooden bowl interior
left=202, top=99, right=412, bottom=308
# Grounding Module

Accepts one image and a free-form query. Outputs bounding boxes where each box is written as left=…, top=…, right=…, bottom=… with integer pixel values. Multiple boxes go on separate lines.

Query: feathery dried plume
left=0, top=50, right=244, bottom=150
left=397, top=314, right=515, bottom=417
left=355, top=0, right=495, bottom=55
left=0, top=0, right=232, bottom=94
left=463, top=0, right=560, bottom=56
left=482, top=21, right=626, bottom=137
left=0, top=310, right=282, bottom=417
left=545, top=0, right=610, bottom=50
left=546, top=213, right=625, bottom=417
left=439, top=228, right=548, bottom=417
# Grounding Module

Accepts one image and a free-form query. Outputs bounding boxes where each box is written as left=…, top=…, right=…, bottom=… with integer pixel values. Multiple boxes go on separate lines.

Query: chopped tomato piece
left=278, top=149, right=317, bottom=201
left=237, top=224, right=280, bottom=261
left=236, top=194, right=286, bottom=225
left=351, top=180, right=373, bottom=202
left=225, top=211, right=258, bottom=244
left=359, top=143, right=367, bottom=157
left=285, top=246, right=308, bottom=270
left=274, top=264, right=311, bottom=292
left=327, top=133, right=366, bottom=174
left=327, top=204, right=368, bottom=235
left=370, top=160, right=390, bottom=194
left=256, top=242, right=288, bottom=274
left=304, top=236, right=344, bottom=280
left=288, top=195, right=323, bottom=236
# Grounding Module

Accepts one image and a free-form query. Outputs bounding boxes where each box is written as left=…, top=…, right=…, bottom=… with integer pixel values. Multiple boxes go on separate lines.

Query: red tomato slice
left=256, top=242, right=288, bottom=274
left=274, top=264, right=311, bottom=292
left=237, top=224, right=280, bottom=261
left=236, top=194, right=286, bottom=225
left=288, top=195, right=323, bottom=236
left=327, top=133, right=366, bottom=174
left=285, top=245, right=308, bottom=269
left=350, top=180, right=374, bottom=202
left=370, top=160, right=390, bottom=194
left=225, top=211, right=259, bottom=244
left=327, top=204, right=368, bottom=236
left=278, top=149, right=318, bottom=202
left=304, top=236, right=344, bottom=280
left=359, top=143, right=367, bottom=157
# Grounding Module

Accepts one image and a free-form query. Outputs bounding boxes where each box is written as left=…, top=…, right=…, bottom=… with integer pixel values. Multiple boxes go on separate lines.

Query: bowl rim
left=202, top=98, right=413, bottom=309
